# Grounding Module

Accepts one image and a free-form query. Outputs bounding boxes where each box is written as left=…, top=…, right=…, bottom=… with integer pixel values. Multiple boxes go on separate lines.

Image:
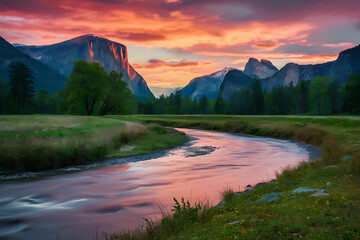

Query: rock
left=291, top=187, right=325, bottom=194
left=233, top=192, right=241, bottom=196
left=119, top=146, right=136, bottom=152
left=243, top=58, right=278, bottom=79
left=310, top=192, right=330, bottom=197
left=226, top=221, right=240, bottom=225
left=326, top=182, right=331, bottom=186
left=341, top=156, right=353, bottom=161
left=326, top=165, right=338, bottom=168
left=214, top=201, right=225, bottom=208
left=254, top=182, right=266, bottom=188
left=243, top=189, right=254, bottom=194
left=257, top=193, right=281, bottom=203
left=289, top=196, right=297, bottom=199
left=286, top=181, right=297, bottom=185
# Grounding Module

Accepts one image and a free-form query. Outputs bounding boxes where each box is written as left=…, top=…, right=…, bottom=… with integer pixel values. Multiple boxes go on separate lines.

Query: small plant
left=221, top=187, right=234, bottom=203
left=172, top=197, right=202, bottom=222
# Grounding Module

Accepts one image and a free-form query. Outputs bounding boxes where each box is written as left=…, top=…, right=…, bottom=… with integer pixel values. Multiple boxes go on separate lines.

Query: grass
left=106, top=115, right=360, bottom=240
left=0, top=115, right=188, bottom=172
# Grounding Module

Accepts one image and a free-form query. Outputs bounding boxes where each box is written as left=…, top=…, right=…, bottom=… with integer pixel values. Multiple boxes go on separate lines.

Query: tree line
left=0, top=61, right=359, bottom=115
left=0, top=60, right=136, bottom=115
left=139, top=75, right=360, bottom=115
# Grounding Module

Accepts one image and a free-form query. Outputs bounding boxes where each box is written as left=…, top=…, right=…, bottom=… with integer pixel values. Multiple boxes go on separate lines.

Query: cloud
left=323, top=42, right=355, bottom=49
left=133, top=59, right=211, bottom=69
left=0, top=0, right=359, bottom=88
left=123, top=33, right=166, bottom=42
left=356, top=22, right=360, bottom=31
left=254, top=42, right=278, bottom=48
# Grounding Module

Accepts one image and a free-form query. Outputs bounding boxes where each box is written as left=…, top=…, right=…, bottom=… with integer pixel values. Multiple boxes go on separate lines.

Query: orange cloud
left=0, top=0, right=359, bottom=88
left=133, top=59, right=211, bottom=69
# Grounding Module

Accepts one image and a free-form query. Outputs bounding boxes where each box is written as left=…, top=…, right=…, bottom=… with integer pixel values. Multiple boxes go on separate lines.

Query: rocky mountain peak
left=244, top=58, right=278, bottom=79
left=16, top=34, right=153, bottom=99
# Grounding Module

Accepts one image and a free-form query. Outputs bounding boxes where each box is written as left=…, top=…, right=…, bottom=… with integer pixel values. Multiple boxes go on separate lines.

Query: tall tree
left=0, top=78, right=9, bottom=114
left=296, top=80, right=310, bottom=114
left=325, top=78, right=340, bottom=115
left=251, top=80, right=264, bottom=114
left=98, top=71, right=136, bottom=115
left=310, top=76, right=329, bottom=115
left=34, top=90, right=54, bottom=113
left=8, top=62, right=35, bottom=112
left=344, top=74, right=360, bottom=114
left=198, top=95, right=208, bottom=114
left=65, top=60, right=108, bottom=115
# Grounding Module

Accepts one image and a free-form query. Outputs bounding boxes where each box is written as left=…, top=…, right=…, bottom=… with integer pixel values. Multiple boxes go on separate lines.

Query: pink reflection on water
left=0, top=128, right=311, bottom=239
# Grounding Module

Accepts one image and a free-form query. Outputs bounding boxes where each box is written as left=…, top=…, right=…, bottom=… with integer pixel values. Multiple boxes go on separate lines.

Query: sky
left=1, top=0, right=360, bottom=92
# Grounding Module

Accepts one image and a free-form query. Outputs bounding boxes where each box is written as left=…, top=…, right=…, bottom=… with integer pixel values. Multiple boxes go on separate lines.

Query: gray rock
left=341, top=156, right=353, bottom=161
left=214, top=201, right=225, bottom=208
left=326, top=182, right=331, bottom=186
left=243, top=189, right=254, bottom=194
left=291, top=187, right=325, bottom=194
left=286, top=181, right=297, bottom=185
left=326, top=165, right=338, bottom=168
left=310, top=192, right=330, bottom=197
left=226, top=221, right=240, bottom=225
left=244, top=58, right=278, bottom=79
left=257, top=192, right=281, bottom=203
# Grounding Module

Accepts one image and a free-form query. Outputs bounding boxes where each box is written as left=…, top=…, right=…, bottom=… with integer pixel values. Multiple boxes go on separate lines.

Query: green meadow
left=0, top=115, right=187, bottom=172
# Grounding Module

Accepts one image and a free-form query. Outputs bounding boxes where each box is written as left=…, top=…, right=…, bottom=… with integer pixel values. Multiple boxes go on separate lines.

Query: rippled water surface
left=0, top=128, right=320, bottom=239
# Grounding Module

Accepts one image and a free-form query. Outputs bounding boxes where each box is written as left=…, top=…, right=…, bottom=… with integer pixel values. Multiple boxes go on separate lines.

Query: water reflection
left=0, top=128, right=319, bottom=240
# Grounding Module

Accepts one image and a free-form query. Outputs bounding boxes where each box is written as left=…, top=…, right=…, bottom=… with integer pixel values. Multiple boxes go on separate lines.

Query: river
left=0, top=128, right=320, bottom=240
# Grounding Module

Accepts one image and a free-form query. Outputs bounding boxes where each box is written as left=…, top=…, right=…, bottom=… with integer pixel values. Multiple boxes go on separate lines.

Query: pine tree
left=8, top=62, right=35, bottom=113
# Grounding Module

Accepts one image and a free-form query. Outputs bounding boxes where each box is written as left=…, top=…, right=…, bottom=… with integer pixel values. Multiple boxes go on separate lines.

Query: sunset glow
left=1, top=0, right=359, bottom=88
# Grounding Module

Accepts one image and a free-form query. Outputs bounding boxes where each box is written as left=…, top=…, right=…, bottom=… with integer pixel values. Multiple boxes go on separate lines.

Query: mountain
left=219, top=44, right=360, bottom=98
left=181, top=67, right=232, bottom=100
left=218, top=69, right=255, bottom=99
left=0, top=36, right=67, bottom=93
left=16, top=34, right=153, bottom=99
left=263, top=44, right=360, bottom=90
left=243, top=58, right=278, bottom=79
left=150, top=86, right=181, bottom=98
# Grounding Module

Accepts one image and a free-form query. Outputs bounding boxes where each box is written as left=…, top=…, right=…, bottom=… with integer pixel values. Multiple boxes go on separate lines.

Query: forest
left=1, top=60, right=359, bottom=116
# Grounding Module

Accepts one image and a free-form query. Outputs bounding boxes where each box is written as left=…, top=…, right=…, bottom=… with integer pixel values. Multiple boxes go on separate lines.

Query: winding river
left=0, top=128, right=320, bottom=240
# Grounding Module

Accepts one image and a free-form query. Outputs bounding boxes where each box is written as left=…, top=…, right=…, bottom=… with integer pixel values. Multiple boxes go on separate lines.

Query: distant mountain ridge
left=180, top=44, right=360, bottom=100
left=262, top=44, right=360, bottom=90
left=0, top=36, right=67, bottom=93
left=16, top=34, right=153, bottom=99
left=220, top=44, right=360, bottom=99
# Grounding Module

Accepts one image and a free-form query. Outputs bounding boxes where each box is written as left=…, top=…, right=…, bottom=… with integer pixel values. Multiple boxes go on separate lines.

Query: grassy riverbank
left=106, top=115, right=360, bottom=240
left=0, top=115, right=187, bottom=172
